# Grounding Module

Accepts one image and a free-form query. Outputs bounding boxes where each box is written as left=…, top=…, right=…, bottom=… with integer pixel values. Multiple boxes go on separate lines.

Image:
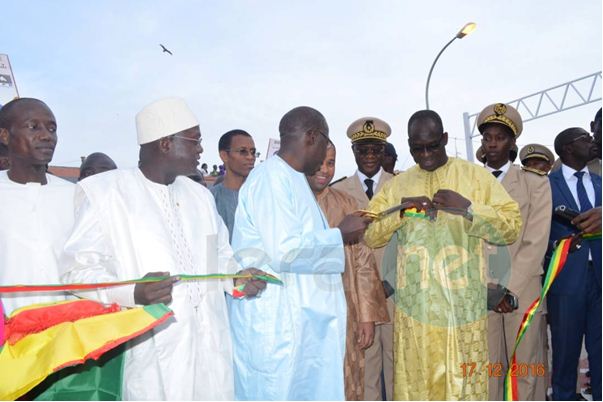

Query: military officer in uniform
left=519, top=144, right=555, bottom=175
left=332, top=117, right=394, bottom=400
left=478, top=103, right=552, bottom=401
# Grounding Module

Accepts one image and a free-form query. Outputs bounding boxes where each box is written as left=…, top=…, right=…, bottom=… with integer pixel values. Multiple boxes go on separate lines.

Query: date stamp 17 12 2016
left=460, top=362, right=546, bottom=378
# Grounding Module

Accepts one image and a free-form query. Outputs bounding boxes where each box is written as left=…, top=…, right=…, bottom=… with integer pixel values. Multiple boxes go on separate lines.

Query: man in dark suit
left=547, top=127, right=602, bottom=401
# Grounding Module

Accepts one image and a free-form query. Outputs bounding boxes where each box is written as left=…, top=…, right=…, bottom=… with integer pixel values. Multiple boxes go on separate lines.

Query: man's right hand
left=134, top=272, right=178, bottom=305
left=572, top=206, right=602, bottom=234
left=494, top=296, right=515, bottom=313
left=338, top=214, right=372, bottom=244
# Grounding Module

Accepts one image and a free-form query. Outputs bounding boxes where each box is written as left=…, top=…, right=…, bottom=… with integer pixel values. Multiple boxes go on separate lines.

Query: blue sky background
left=2, top=0, right=601, bottom=176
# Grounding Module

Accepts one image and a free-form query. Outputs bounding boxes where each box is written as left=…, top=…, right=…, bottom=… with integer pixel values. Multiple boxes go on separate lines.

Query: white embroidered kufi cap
left=135, top=97, right=199, bottom=145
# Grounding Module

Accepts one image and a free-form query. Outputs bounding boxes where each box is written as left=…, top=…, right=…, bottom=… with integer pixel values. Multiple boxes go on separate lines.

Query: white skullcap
left=135, top=97, right=199, bottom=145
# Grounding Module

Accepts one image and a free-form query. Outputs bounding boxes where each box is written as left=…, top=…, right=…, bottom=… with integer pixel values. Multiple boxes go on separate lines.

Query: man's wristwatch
left=463, top=205, right=473, bottom=221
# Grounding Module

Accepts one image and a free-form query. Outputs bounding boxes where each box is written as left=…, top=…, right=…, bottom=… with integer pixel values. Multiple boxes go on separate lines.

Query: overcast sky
left=2, top=0, right=601, bottom=177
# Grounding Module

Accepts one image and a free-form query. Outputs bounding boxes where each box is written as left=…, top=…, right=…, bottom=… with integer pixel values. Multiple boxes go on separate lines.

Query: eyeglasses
left=353, top=144, right=385, bottom=156
left=309, top=129, right=333, bottom=146
left=318, top=130, right=333, bottom=145
left=226, top=148, right=260, bottom=158
left=172, top=135, right=203, bottom=146
left=409, top=134, right=444, bottom=154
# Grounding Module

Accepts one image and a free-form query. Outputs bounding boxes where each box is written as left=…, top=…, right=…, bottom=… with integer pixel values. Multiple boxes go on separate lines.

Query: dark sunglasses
left=567, top=134, right=593, bottom=145
left=409, top=134, right=444, bottom=154
left=353, top=144, right=385, bottom=156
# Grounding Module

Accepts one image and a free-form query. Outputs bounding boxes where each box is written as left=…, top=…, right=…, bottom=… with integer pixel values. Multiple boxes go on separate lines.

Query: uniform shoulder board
left=521, top=166, right=547, bottom=176
left=329, top=176, right=347, bottom=186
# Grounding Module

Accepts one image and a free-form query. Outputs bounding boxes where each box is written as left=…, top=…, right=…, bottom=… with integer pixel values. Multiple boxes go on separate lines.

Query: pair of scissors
left=356, top=204, right=409, bottom=220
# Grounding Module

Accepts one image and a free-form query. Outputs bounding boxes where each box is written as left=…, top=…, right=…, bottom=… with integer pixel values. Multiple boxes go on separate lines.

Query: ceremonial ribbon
left=503, top=233, right=601, bottom=401
left=0, top=273, right=283, bottom=294
left=359, top=205, right=466, bottom=221
left=403, top=207, right=429, bottom=220
left=581, top=232, right=601, bottom=240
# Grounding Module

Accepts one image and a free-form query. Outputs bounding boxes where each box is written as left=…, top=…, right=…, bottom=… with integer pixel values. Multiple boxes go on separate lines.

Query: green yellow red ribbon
left=503, top=232, right=601, bottom=401
left=403, top=207, right=429, bottom=220
left=582, top=232, right=601, bottom=240
left=0, top=273, right=283, bottom=294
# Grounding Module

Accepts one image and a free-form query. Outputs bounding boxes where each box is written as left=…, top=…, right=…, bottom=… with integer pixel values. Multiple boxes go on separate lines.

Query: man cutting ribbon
left=60, top=97, right=268, bottom=400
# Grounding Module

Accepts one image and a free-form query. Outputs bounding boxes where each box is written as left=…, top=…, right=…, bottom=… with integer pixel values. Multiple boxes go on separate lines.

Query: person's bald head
left=407, top=110, right=444, bottom=139
left=0, top=97, right=57, bottom=176
left=0, top=98, right=51, bottom=131
left=279, top=106, right=329, bottom=140
left=278, top=106, right=331, bottom=175
left=554, top=127, right=596, bottom=167
left=407, top=110, right=449, bottom=171
left=79, top=152, right=117, bottom=181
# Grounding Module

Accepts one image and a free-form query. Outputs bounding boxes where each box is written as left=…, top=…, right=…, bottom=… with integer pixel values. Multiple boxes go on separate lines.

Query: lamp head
left=456, top=22, right=477, bottom=39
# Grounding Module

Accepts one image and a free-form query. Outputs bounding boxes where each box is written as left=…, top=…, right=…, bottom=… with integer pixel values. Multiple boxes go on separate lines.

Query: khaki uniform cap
left=519, top=143, right=555, bottom=164
left=477, top=103, right=523, bottom=138
left=347, top=117, right=391, bottom=143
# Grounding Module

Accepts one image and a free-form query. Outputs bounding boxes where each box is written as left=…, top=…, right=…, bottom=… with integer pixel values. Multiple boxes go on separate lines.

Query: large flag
left=0, top=299, right=173, bottom=400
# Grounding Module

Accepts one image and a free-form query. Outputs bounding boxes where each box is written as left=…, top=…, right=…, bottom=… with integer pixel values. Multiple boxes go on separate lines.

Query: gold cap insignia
left=477, top=102, right=523, bottom=138
left=363, top=120, right=375, bottom=133
left=494, top=103, right=507, bottom=116
left=527, top=145, right=535, bottom=154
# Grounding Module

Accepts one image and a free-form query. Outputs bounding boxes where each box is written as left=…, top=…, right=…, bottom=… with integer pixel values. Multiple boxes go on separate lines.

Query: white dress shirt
left=356, top=168, right=384, bottom=192
left=486, top=160, right=512, bottom=182
left=561, top=164, right=596, bottom=209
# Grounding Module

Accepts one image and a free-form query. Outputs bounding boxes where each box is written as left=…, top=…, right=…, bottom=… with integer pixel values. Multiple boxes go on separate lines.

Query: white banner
left=0, top=54, right=18, bottom=107
left=266, top=138, right=280, bottom=158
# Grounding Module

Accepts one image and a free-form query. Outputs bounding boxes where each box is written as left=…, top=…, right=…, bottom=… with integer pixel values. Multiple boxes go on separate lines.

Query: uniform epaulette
left=521, top=166, right=547, bottom=176
left=329, top=176, right=347, bottom=186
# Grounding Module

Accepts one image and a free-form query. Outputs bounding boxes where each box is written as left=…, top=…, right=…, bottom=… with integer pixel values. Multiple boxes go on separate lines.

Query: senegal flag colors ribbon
left=357, top=206, right=431, bottom=221
left=0, top=299, right=173, bottom=400
left=0, top=273, right=283, bottom=294
left=403, top=207, right=430, bottom=220
left=503, top=233, right=601, bottom=401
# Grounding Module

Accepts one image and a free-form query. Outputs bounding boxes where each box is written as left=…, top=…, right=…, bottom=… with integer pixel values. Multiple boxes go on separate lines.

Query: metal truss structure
left=464, top=71, right=602, bottom=162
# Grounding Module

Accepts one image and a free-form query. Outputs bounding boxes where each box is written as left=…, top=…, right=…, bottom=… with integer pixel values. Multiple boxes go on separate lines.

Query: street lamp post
left=424, top=22, right=476, bottom=110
